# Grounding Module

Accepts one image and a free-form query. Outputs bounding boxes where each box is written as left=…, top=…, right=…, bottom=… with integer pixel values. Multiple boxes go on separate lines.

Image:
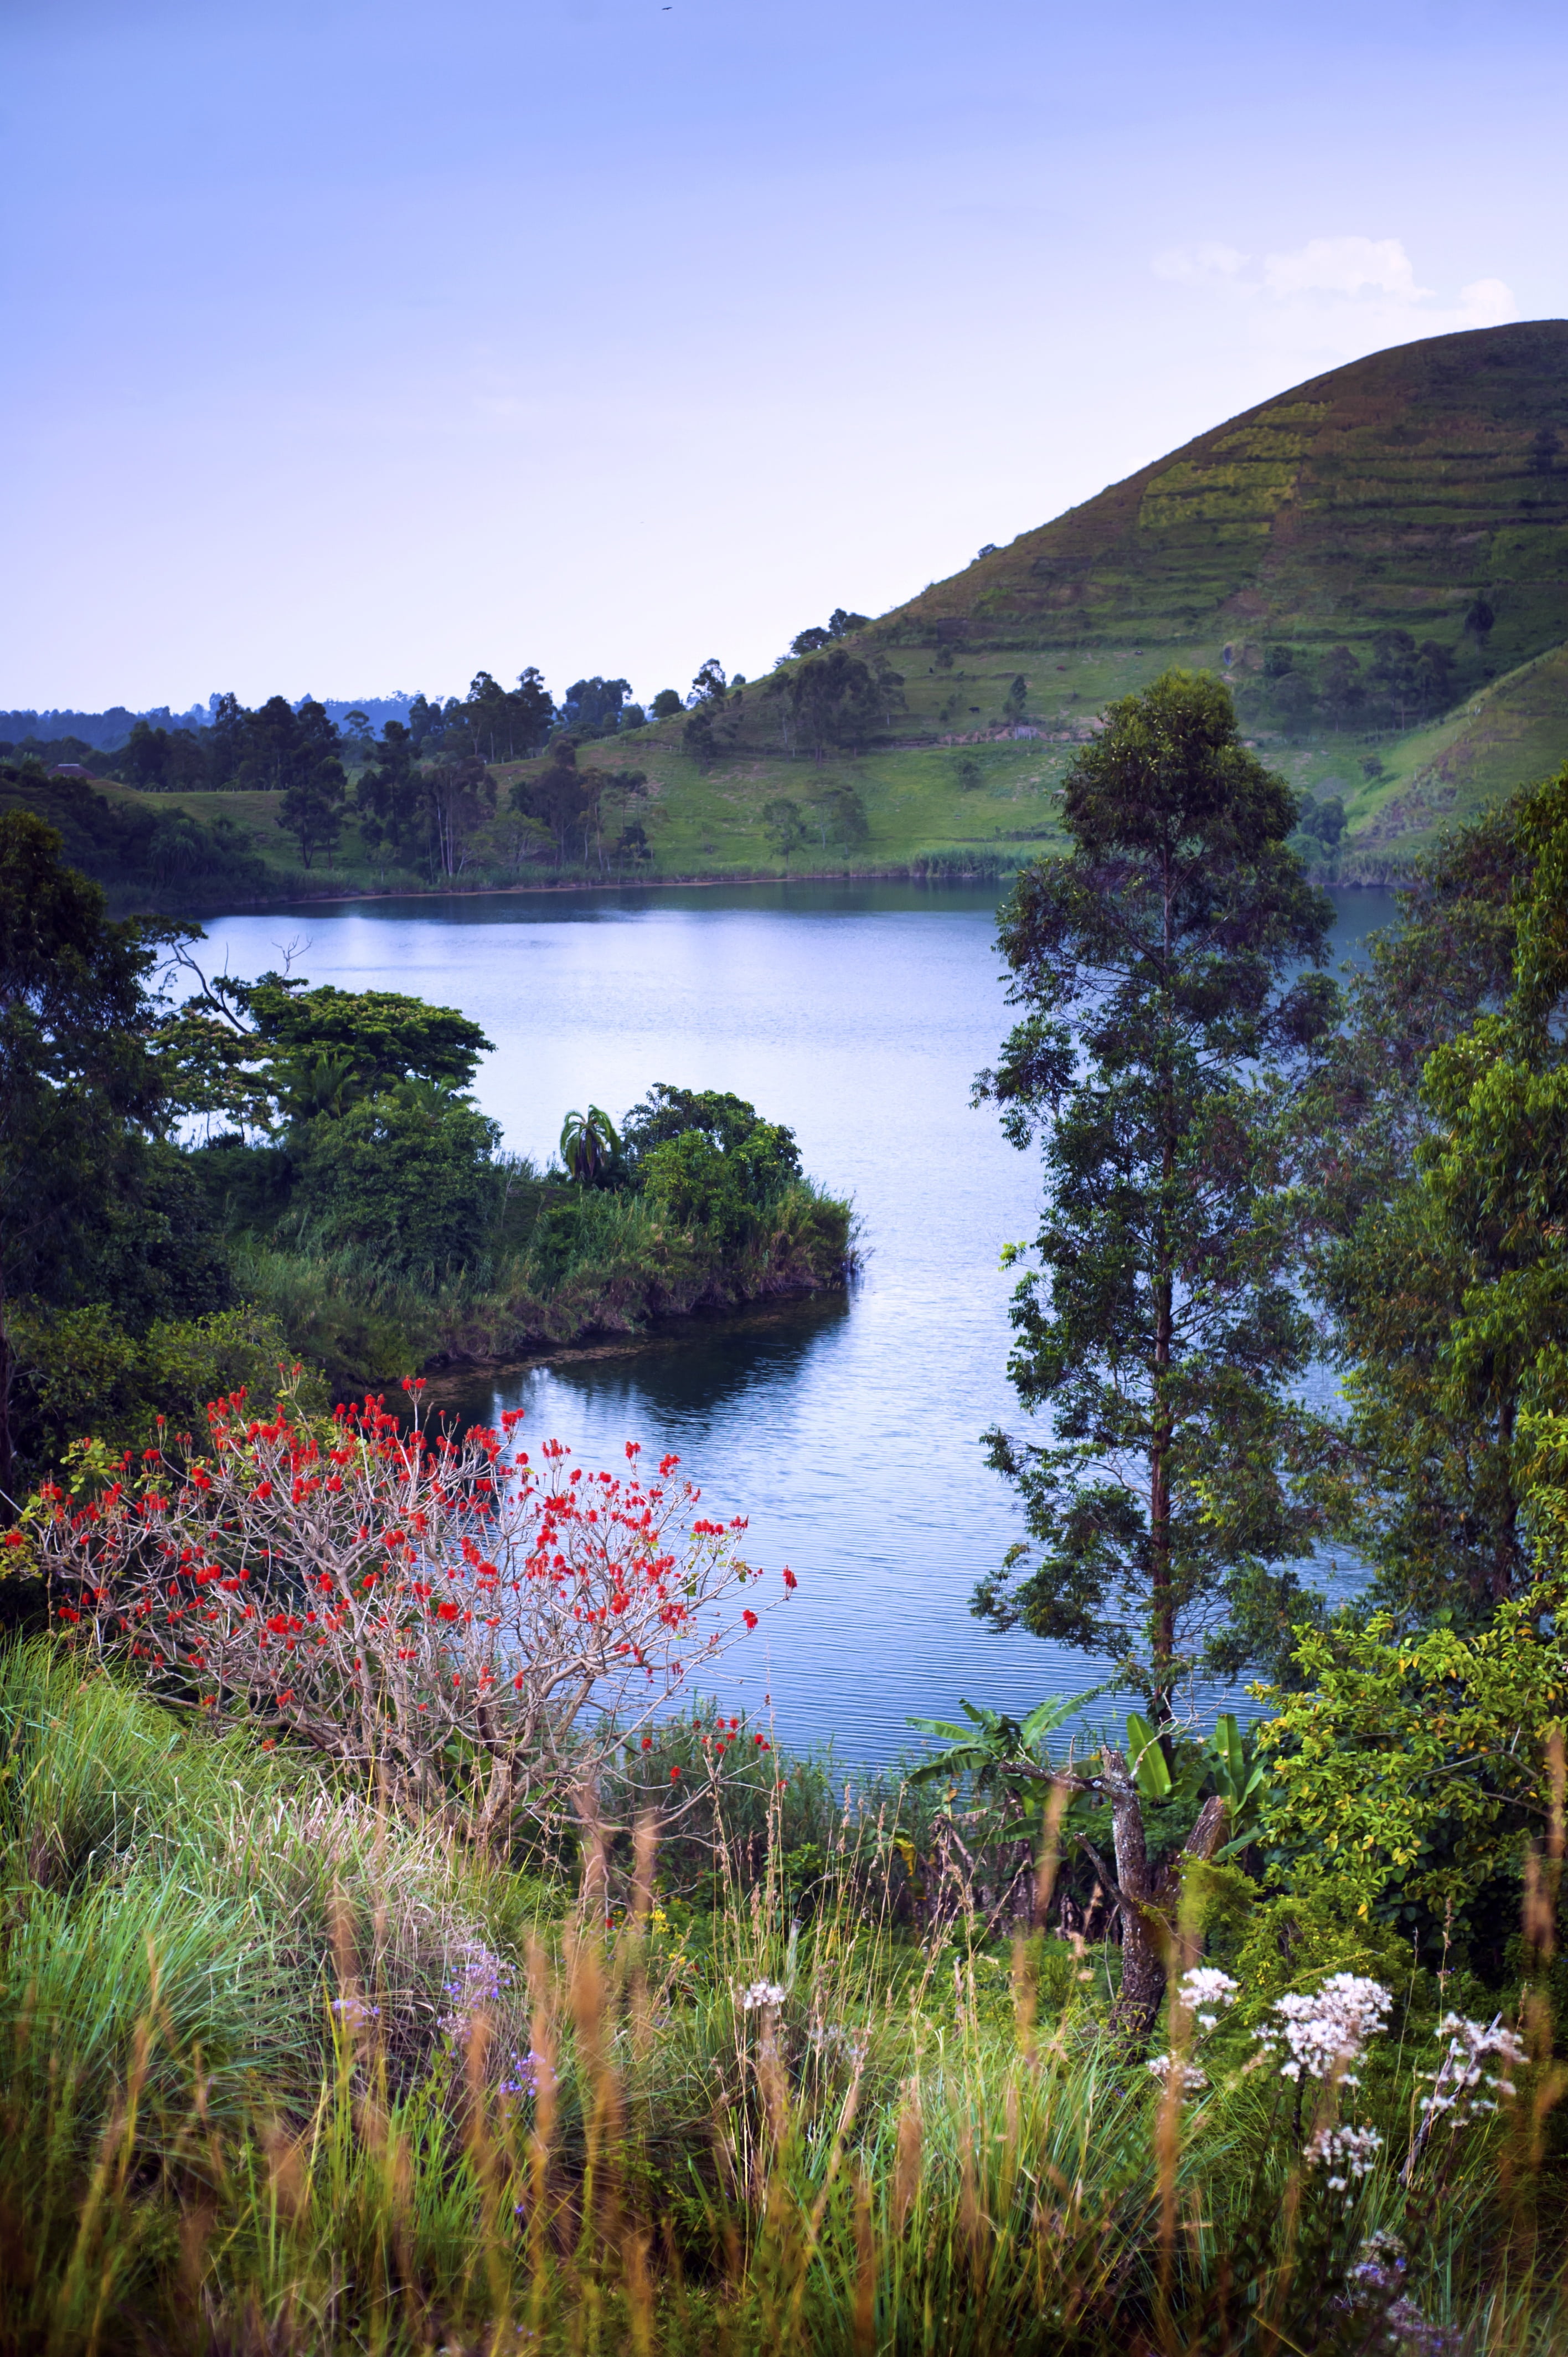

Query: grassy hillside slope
left=876, top=318, right=1568, bottom=677
left=554, top=318, right=1568, bottom=883
left=28, top=322, right=1568, bottom=905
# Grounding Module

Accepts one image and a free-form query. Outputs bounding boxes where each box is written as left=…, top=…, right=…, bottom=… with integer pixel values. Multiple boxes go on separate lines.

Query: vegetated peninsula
left=8, top=318, right=1568, bottom=908
left=0, top=822, right=855, bottom=1493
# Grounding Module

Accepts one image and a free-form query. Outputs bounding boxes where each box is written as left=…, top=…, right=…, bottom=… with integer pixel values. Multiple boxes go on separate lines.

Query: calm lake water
left=194, top=881, right=1397, bottom=1764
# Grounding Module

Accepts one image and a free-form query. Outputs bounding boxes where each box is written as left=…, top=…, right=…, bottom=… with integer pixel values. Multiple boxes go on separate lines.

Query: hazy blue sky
left=3, top=0, right=1564, bottom=713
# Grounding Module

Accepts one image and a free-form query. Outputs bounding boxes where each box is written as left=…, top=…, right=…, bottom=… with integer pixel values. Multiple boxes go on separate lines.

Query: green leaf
left=1019, top=1680, right=1113, bottom=1753
left=1126, top=1711, right=1172, bottom=1800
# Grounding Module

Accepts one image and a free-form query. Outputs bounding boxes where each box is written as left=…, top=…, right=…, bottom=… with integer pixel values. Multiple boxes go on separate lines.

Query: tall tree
left=354, top=720, right=418, bottom=874
left=0, top=815, right=180, bottom=1497
left=768, top=649, right=883, bottom=762
left=236, top=695, right=303, bottom=793
left=421, top=754, right=496, bottom=877
left=278, top=699, right=347, bottom=868
left=510, top=665, right=555, bottom=752
left=205, top=691, right=251, bottom=787
left=1298, top=798, right=1529, bottom=1614
left=973, top=670, right=1336, bottom=1721
left=512, top=742, right=590, bottom=866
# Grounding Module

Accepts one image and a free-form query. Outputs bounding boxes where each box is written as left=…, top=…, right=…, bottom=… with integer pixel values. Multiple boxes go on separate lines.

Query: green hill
left=880, top=318, right=1568, bottom=678
left=594, top=318, right=1568, bottom=881
left=23, top=321, right=1568, bottom=904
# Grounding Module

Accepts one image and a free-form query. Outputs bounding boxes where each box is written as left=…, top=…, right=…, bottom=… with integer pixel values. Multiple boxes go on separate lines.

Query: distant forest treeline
left=0, top=668, right=667, bottom=781
left=0, top=767, right=269, bottom=901
left=0, top=665, right=699, bottom=903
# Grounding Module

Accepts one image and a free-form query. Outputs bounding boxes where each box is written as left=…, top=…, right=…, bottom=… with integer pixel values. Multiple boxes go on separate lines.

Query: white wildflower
left=1306, top=2122, right=1383, bottom=2190
left=1254, top=1973, right=1392, bottom=2086
left=1146, top=2053, right=1208, bottom=2094
left=1177, top=1966, right=1239, bottom=2029
left=741, top=1980, right=787, bottom=2012
left=1419, top=2012, right=1526, bottom=2126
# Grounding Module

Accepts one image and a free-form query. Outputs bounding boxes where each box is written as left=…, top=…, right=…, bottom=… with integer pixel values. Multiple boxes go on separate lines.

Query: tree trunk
left=1105, top=1750, right=1164, bottom=2046
left=1105, top=1757, right=1230, bottom=2052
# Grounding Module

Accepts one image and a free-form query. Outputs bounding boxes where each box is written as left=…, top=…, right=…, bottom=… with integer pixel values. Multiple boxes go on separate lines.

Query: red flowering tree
left=27, top=1378, right=788, bottom=1852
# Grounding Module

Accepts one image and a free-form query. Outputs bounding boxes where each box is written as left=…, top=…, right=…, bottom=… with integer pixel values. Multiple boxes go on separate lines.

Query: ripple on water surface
left=194, top=881, right=1393, bottom=1762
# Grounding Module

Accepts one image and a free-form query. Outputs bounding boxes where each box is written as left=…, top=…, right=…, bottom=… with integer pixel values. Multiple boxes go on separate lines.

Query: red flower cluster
left=32, top=1382, right=797, bottom=1841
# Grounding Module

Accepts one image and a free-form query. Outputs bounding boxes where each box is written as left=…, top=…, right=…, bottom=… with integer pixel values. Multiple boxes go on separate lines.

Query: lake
left=194, top=880, right=1396, bottom=1764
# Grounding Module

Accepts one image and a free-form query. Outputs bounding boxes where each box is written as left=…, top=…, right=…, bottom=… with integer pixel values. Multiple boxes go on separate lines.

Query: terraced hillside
left=551, top=318, right=1568, bottom=882
left=22, top=322, right=1568, bottom=905
left=876, top=319, right=1568, bottom=683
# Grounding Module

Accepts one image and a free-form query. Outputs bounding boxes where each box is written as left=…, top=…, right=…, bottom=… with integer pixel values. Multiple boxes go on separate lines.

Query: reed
left=0, top=1641, right=1564, bottom=2355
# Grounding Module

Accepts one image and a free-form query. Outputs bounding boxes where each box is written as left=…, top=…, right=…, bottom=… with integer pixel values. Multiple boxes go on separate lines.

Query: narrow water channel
left=195, top=881, right=1395, bottom=1762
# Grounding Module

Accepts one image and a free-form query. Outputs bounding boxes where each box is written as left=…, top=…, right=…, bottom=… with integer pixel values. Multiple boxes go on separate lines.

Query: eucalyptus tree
left=973, top=670, right=1335, bottom=1722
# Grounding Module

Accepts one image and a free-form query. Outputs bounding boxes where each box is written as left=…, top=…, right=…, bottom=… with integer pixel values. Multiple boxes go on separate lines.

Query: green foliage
left=163, top=967, right=494, bottom=1140
left=559, top=1103, right=620, bottom=1186
left=236, top=697, right=348, bottom=867
left=509, top=739, right=600, bottom=862
left=1207, top=1709, right=1270, bottom=1849
left=761, top=794, right=807, bottom=864
left=627, top=1087, right=807, bottom=1250
left=1254, top=1587, right=1568, bottom=1950
left=1306, top=774, right=1568, bottom=1613
left=804, top=781, right=869, bottom=855
left=766, top=646, right=883, bottom=761
left=0, top=761, right=267, bottom=902
left=1230, top=1885, right=1416, bottom=2018
left=974, top=671, right=1338, bottom=1712
left=0, top=812, right=195, bottom=1487
left=289, top=1089, right=503, bottom=1273
left=905, top=1684, right=1107, bottom=1800
left=246, top=975, right=493, bottom=1099
left=4, top=1301, right=314, bottom=1476
left=1124, top=1709, right=1172, bottom=1800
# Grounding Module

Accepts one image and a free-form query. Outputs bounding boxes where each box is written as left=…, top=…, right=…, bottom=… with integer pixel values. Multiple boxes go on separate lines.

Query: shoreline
left=410, top=1285, right=854, bottom=1408
left=153, top=862, right=1400, bottom=918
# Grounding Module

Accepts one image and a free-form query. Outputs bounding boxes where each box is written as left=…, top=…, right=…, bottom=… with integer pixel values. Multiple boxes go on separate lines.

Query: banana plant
left=1205, top=1711, right=1270, bottom=1852
left=1124, top=1710, right=1173, bottom=1803
left=906, top=1685, right=1108, bottom=1813
left=1124, top=1708, right=1269, bottom=1845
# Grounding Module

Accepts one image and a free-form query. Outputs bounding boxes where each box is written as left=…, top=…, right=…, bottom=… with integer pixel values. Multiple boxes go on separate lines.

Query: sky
left=3, top=0, right=1565, bottom=715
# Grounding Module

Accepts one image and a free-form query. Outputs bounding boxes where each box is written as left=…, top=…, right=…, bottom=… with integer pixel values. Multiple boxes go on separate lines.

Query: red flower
left=670, top=1764, right=680, bottom=1780
left=742, top=1609, right=757, bottom=1629
left=782, top=1566, right=797, bottom=1591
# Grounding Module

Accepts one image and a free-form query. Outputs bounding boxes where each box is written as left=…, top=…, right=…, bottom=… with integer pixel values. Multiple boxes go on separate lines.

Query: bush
left=290, top=1089, right=503, bottom=1272
left=30, top=1383, right=783, bottom=1850
left=5, top=1300, right=310, bottom=1485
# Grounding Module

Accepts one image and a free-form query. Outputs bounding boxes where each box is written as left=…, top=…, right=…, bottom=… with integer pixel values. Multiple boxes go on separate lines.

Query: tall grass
left=1, top=1641, right=1565, bottom=2354
left=230, top=1176, right=854, bottom=1392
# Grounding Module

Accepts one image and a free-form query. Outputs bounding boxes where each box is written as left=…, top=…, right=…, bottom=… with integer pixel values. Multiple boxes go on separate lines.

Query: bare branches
left=32, top=1380, right=785, bottom=1849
